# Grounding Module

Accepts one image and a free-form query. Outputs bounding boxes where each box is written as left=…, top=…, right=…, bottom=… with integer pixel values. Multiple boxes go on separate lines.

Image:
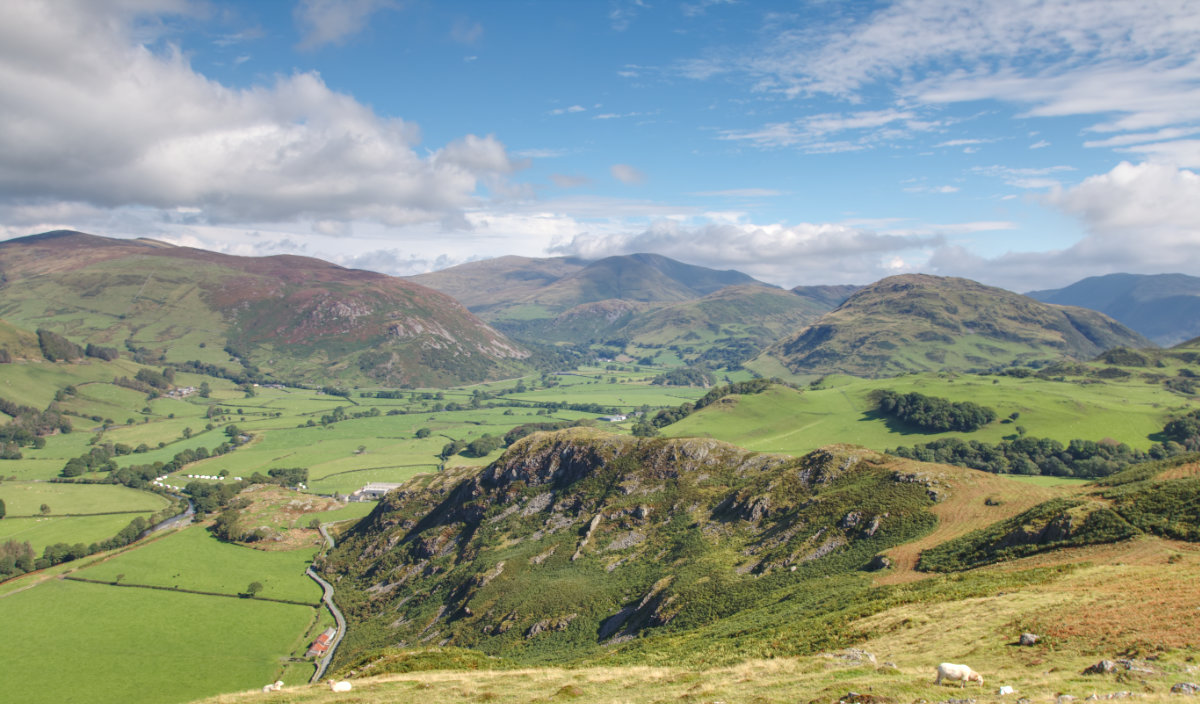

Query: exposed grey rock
left=1084, top=660, right=1118, bottom=675
left=828, top=648, right=877, bottom=665
left=1172, top=683, right=1200, bottom=695
left=1019, top=632, right=1039, bottom=646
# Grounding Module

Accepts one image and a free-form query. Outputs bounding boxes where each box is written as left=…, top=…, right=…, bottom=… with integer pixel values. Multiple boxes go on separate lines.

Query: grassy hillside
left=0, top=231, right=529, bottom=387
left=660, top=367, right=1198, bottom=458
left=186, top=438, right=1200, bottom=704
left=763, top=274, right=1152, bottom=378
left=321, top=430, right=943, bottom=669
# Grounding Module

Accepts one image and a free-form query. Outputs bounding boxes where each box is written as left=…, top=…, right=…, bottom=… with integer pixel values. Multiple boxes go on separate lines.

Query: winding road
left=307, top=523, right=346, bottom=683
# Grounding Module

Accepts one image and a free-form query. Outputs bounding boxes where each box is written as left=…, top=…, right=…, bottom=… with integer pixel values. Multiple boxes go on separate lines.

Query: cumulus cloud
left=611, top=164, right=647, bottom=185
left=927, top=162, right=1200, bottom=290
left=549, top=219, right=945, bottom=285
left=0, top=0, right=522, bottom=230
left=294, top=0, right=396, bottom=50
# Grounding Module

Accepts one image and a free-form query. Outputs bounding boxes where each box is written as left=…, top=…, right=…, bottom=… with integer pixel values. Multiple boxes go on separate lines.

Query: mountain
left=406, top=255, right=590, bottom=312
left=412, top=253, right=768, bottom=320
left=0, top=231, right=528, bottom=387
left=762, top=274, right=1152, bottom=377
left=791, top=283, right=861, bottom=309
left=618, top=284, right=833, bottom=365
left=1027, top=273, right=1200, bottom=346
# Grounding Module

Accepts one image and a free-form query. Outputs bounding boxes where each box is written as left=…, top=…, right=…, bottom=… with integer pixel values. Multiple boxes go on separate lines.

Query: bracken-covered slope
left=764, top=274, right=1151, bottom=377
left=1027, top=273, right=1200, bottom=347
left=320, top=428, right=942, bottom=668
left=0, top=231, right=528, bottom=387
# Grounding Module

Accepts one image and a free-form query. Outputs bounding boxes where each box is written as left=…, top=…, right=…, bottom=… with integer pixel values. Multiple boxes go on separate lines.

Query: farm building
left=306, top=628, right=337, bottom=658
left=349, top=483, right=405, bottom=501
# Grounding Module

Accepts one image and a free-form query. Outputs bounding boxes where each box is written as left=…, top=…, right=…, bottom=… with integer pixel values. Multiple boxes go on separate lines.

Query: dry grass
left=876, top=462, right=1082, bottom=585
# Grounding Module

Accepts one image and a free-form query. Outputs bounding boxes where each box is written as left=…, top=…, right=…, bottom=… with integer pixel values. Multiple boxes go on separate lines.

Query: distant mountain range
left=0, top=231, right=528, bottom=387
left=1027, top=273, right=1200, bottom=346
left=762, top=274, right=1151, bottom=377
left=411, top=253, right=820, bottom=367
left=1, top=232, right=1185, bottom=385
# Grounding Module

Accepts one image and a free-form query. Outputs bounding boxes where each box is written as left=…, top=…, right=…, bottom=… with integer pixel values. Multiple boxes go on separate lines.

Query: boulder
left=1019, top=633, right=1039, bottom=646
left=1084, top=660, right=1118, bottom=675
left=1172, top=683, right=1200, bottom=695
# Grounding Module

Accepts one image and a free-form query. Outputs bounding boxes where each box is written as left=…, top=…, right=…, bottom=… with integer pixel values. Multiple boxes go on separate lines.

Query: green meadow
left=76, top=525, right=321, bottom=603
left=0, top=572, right=313, bottom=704
left=662, top=372, right=1197, bottom=456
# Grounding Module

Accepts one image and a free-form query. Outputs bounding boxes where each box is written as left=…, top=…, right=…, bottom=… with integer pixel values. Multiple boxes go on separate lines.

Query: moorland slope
left=0, top=231, right=528, bottom=387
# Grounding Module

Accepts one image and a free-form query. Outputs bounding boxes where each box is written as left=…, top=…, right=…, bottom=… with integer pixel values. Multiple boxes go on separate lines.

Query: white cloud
left=549, top=219, right=945, bottom=285
left=549, top=105, right=587, bottom=116
left=0, top=0, right=522, bottom=230
left=971, top=164, right=1076, bottom=190
left=611, top=164, right=647, bottom=185
left=551, top=174, right=592, bottom=189
left=294, top=0, right=396, bottom=50
left=695, top=1, right=1200, bottom=164
left=720, top=108, right=938, bottom=152
left=690, top=188, right=783, bottom=198
left=927, top=161, right=1200, bottom=290
left=451, top=17, right=484, bottom=45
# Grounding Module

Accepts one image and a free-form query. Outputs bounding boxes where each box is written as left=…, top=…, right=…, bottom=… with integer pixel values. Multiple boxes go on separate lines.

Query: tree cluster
left=872, top=389, right=997, bottom=432
left=36, top=329, right=82, bottom=362
left=649, top=377, right=777, bottom=429
left=891, top=410, right=1200, bottom=478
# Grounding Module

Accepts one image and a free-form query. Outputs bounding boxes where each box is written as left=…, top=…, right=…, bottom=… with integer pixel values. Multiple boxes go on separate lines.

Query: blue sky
left=2, top=0, right=1199, bottom=291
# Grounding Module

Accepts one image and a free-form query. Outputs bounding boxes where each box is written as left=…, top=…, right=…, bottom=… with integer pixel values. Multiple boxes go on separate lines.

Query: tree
left=39, top=503, right=50, bottom=515
left=415, top=428, right=431, bottom=439
left=244, top=581, right=263, bottom=598
left=0, top=498, right=5, bottom=519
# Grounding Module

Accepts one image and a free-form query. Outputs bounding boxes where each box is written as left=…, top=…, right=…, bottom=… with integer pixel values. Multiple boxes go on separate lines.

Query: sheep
left=328, top=680, right=353, bottom=693
left=936, top=662, right=984, bottom=688
left=261, top=681, right=283, bottom=692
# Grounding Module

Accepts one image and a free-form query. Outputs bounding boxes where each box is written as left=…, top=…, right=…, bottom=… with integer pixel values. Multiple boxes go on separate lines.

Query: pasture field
left=75, top=524, right=321, bottom=603
left=0, top=482, right=169, bottom=551
left=662, top=372, right=1198, bottom=456
left=0, top=512, right=159, bottom=553
left=0, top=481, right=168, bottom=515
left=0, top=568, right=314, bottom=704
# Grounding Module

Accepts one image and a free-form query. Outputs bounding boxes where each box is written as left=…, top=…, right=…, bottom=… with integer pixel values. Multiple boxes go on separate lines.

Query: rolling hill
left=1028, top=273, right=1200, bottom=346
left=761, top=274, right=1151, bottom=377
left=0, top=231, right=529, bottom=387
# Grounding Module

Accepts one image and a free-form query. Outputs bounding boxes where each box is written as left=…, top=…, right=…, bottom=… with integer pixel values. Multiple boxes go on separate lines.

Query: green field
left=0, top=577, right=313, bottom=704
left=0, top=512, right=160, bottom=553
left=76, top=525, right=321, bottom=603
left=0, top=481, right=168, bottom=515
left=662, top=373, right=1197, bottom=456
left=0, top=482, right=170, bottom=552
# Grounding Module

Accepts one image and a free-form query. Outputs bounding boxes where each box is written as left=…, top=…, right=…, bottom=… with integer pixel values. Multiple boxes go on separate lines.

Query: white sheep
left=328, top=680, right=352, bottom=692
left=936, top=662, right=984, bottom=688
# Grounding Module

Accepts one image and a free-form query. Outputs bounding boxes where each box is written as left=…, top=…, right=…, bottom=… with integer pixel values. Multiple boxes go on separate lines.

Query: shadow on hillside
left=858, top=409, right=935, bottom=437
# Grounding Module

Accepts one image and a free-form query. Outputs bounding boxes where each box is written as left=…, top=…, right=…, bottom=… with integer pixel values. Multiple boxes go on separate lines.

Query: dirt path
left=875, top=463, right=1087, bottom=585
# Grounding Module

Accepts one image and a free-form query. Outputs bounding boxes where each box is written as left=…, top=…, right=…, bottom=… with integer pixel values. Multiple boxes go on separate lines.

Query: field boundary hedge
left=62, top=575, right=320, bottom=607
